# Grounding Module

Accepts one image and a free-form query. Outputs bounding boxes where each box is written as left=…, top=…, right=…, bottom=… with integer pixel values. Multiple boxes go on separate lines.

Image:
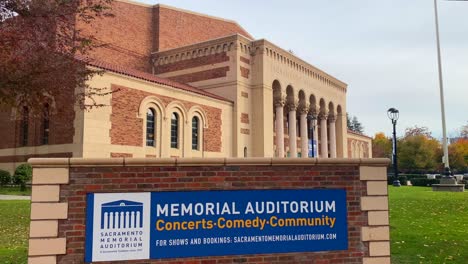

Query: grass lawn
left=389, top=186, right=468, bottom=264
left=0, top=200, right=30, bottom=264
left=0, top=186, right=31, bottom=196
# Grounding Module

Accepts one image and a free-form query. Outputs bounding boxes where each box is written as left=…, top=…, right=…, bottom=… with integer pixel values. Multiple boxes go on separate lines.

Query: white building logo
left=89, top=193, right=151, bottom=262
left=101, top=200, right=143, bottom=229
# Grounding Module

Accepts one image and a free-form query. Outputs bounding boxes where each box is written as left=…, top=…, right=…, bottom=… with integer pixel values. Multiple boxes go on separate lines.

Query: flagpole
left=433, top=0, right=451, bottom=175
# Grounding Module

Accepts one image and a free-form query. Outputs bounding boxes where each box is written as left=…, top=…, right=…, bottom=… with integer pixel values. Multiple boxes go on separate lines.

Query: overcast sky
left=138, top=0, right=467, bottom=139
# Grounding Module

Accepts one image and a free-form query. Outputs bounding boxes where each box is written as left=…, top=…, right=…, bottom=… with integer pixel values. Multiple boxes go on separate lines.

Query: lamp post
left=387, top=108, right=401, bottom=187
left=308, top=115, right=316, bottom=157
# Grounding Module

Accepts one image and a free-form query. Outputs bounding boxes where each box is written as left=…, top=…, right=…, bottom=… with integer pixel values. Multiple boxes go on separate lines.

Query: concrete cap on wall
left=28, top=158, right=390, bottom=167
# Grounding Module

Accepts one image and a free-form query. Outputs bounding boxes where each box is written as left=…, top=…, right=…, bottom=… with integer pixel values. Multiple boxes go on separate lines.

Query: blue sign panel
left=308, top=139, right=317, bottom=157
left=85, top=189, right=347, bottom=262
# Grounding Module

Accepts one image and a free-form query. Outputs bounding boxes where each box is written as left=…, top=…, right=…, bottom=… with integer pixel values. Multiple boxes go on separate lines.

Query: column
left=320, top=112, right=328, bottom=158
left=299, top=106, right=309, bottom=158
left=329, top=114, right=337, bottom=158
left=275, top=98, right=285, bottom=157
left=288, top=101, right=298, bottom=157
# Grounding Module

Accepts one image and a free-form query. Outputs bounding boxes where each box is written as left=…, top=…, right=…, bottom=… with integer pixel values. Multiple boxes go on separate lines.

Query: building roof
left=76, top=55, right=232, bottom=103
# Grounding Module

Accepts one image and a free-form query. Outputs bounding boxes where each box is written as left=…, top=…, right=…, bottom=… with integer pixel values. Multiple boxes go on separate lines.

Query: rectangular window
left=171, top=113, right=178, bottom=148
left=192, top=117, right=199, bottom=150
left=21, top=107, right=28, bottom=146
left=146, top=109, right=155, bottom=147
left=43, top=105, right=49, bottom=145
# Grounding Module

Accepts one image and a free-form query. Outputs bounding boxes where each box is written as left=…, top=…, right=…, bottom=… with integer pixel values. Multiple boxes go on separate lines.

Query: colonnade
left=274, top=97, right=339, bottom=158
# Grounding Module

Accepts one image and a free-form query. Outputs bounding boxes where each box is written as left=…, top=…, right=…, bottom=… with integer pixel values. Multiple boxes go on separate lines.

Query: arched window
left=170, top=113, right=179, bottom=148
left=21, top=106, right=29, bottom=146
left=42, top=103, right=50, bottom=145
left=191, top=116, right=199, bottom=150
left=146, top=109, right=155, bottom=146
left=244, top=147, right=248, bottom=157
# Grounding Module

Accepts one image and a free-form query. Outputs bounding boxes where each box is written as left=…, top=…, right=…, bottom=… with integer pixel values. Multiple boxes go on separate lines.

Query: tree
left=347, top=113, right=364, bottom=133
left=0, top=0, right=114, bottom=114
left=372, top=132, right=392, bottom=158
left=449, top=139, right=468, bottom=173
left=347, top=113, right=352, bottom=130
left=351, top=116, right=364, bottom=133
left=460, top=121, right=468, bottom=139
left=398, top=127, right=441, bottom=173
left=404, top=126, right=432, bottom=138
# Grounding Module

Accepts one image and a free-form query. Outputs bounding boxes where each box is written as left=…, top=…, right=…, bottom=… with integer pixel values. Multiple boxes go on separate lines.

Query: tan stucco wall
left=347, top=132, right=373, bottom=158
left=152, top=35, right=350, bottom=158
left=82, top=71, right=233, bottom=159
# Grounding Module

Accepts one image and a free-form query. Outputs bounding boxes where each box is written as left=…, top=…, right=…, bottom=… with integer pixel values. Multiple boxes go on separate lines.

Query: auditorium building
left=0, top=0, right=372, bottom=172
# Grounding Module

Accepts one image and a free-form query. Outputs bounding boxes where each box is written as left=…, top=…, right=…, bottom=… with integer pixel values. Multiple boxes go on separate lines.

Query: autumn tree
left=404, top=126, right=433, bottom=138
left=372, top=132, right=392, bottom=158
left=460, top=121, right=468, bottom=139
left=449, top=139, right=468, bottom=173
left=0, top=0, right=113, bottom=114
left=398, top=126, right=441, bottom=173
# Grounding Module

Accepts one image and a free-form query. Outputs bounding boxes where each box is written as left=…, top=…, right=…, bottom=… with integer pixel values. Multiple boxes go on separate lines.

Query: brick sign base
left=28, top=158, right=390, bottom=264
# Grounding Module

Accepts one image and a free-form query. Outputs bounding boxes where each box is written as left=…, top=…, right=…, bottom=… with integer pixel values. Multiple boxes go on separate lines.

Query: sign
left=308, top=139, right=317, bottom=157
left=85, top=189, right=347, bottom=262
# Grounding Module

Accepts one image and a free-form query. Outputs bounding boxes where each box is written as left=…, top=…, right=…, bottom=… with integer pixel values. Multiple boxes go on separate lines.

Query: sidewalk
left=0, top=194, right=31, bottom=200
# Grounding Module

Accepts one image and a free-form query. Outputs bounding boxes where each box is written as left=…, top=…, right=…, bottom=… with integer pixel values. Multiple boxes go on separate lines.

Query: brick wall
left=77, top=0, right=154, bottom=72
left=156, top=6, right=252, bottom=51
left=0, top=87, right=76, bottom=150
left=167, top=67, right=230, bottom=84
left=110, top=85, right=222, bottom=152
left=78, top=2, right=252, bottom=73
left=154, top=52, right=229, bottom=74
left=28, top=157, right=391, bottom=264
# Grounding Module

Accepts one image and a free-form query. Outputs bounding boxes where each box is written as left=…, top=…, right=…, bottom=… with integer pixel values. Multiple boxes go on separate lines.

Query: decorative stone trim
left=361, top=226, right=390, bottom=241
left=31, top=203, right=68, bottom=220
left=31, top=185, right=60, bottom=202
left=369, top=241, right=391, bottom=256
left=28, top=256, right=57, bottom=264
left=368, top=211, right=390, bottom=226
left=29, top=238, right=66, bottom=256
left=366, top=181, right=388, bottom=196
left=360, top=166, right=386, bottom=180
left=363, top=257, right=391, bottom=264
left=359, top=165, right=390, bottom=261
left=30, top=220, right=59, bottom=238
left=28, top=158, right=390, bottom=167
left=32, top=168, right=69, bottom=184
left=28, top=167, right=69, bottom=264
left=361, top=196, right=389, bottom=211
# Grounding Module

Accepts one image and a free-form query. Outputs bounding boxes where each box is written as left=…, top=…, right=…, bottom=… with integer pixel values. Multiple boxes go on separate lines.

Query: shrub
left=398, top=175, right=408, bottom=186
left=13, top=164, right=32, bottom=191
left=0, top=169, right=11, bottom=186
left=411, top=178, right=440, bottom=187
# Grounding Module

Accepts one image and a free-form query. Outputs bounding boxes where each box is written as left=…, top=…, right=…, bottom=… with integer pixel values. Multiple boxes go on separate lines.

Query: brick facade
left=110, top=85, right=222, bottom=152
left=28, top=158, right=390, bottom=264
left=241, top=113, right=250, bottom=124
left=77, top=0, right=154, bottom=72
left=0, top=87, right=75, bottom=149
left=78, top=1, right=252, bottom=74
left=167, top=67, right=230, bottom=84
left=154, top=52, right=229, bottom=74
left=240, top=66, right=250, bottom=79
left=240, top=56, right=250, bottom=64
left=156, top=6, right=252, bottom=51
